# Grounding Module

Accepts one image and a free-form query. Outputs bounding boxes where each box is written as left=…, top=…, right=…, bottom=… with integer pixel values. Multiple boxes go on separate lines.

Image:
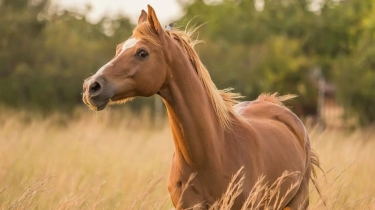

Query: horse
left=82, top=5, right=320, bottom=209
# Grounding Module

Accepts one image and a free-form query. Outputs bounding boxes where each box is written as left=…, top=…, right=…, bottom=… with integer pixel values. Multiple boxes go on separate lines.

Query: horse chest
left=167, top=158, right=225, bottom=208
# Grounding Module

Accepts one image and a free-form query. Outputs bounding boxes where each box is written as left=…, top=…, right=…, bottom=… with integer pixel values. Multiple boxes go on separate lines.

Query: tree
left=332, top=0, right=375, bottom=125
left=178, top=0, right=320, bottom=116
left=0, top=0, right=135, bottom=112
left=177, top=0, right=375, bottom=124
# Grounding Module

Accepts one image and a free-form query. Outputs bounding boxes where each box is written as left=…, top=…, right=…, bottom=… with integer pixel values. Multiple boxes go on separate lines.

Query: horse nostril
left=89, top=82, right=101, bottom=94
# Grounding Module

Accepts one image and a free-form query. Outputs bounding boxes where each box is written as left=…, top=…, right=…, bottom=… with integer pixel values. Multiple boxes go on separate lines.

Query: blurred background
left=0, top=0, right=374, bottom=127
left=1, top=1, right=375, bottom=209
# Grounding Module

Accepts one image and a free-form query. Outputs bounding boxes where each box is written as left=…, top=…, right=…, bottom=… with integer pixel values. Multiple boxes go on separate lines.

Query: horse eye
left=135, top=49, right=149, bottom=59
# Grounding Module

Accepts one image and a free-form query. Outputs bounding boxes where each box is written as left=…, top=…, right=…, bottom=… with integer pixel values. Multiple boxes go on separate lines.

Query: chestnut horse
left=83, top=5, right=320, bottom=209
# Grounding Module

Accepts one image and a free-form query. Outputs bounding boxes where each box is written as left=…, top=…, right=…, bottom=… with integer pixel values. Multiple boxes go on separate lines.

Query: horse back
left=235, top=99, right=308, bottom=151
left=234, top=99, right=310, bottom=176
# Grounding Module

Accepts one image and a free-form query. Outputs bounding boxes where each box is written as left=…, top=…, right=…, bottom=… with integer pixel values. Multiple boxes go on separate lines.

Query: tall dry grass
left=0, top=107, right=375, bottom=209
left=308, top=127, right=375, bottom=209
left=0, top=108, right=174, bottom=209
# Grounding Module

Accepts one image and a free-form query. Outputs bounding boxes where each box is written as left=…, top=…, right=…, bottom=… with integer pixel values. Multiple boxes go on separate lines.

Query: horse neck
left=159, top=46, right=226, bottom=170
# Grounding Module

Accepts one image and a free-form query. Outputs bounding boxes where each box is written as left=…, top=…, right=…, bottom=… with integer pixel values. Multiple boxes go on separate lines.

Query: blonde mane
left=134, top=23, right=242, bottom=129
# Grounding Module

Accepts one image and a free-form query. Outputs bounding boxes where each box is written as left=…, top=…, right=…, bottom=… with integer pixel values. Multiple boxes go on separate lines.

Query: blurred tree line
left=0, top=0, right=374, bottom=125
left=0, top=0, right=136, bottom=111
left=179, top=0, right=375, bottom=125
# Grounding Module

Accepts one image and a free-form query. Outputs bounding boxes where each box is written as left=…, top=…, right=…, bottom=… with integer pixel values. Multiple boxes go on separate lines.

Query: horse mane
left=257, top=93, right=297, bottom=107
left=133, top=23, right=242, bottom=129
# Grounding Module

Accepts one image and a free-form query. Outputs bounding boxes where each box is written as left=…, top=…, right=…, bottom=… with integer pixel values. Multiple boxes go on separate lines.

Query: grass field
left=1, top=108, right=375, bottom=209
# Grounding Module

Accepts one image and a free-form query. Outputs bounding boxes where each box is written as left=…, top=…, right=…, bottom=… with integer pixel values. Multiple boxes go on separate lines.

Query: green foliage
left=0, top=0, right=134, bottom=112
left=330, top=0, right=375, bottom=125
left=181, top=0, right=320, bottom=116
left=0, top=0, right=374, bottom=124
left=334, top=33, right=375, bottom=125
left=179, top=0, right=375, bottom=124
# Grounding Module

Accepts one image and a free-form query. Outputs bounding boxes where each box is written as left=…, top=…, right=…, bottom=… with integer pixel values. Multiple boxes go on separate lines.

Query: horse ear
left=147, top=5, right=163, bottom=35
left=138, top=10, right=147, bottom=25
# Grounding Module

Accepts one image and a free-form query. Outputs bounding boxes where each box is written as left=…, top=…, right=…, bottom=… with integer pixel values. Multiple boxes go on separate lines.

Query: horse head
left=82, top=5, right=169, bottom=111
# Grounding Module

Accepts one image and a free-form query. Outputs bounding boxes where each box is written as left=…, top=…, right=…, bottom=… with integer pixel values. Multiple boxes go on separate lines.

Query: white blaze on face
left=96, top=37, right=139, bottom=75
left=117, top=38, right=139, bottom=59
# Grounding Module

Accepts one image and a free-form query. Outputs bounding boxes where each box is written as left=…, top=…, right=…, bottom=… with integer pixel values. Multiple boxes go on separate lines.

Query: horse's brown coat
left=82, top=5, right=319, bottom=209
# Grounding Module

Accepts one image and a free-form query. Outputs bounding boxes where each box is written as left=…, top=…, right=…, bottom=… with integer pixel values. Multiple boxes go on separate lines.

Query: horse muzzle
left=82, top=76, right=111, bottom=111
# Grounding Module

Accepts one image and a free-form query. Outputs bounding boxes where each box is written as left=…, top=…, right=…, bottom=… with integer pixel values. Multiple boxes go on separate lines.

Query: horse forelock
left=133, top=22, right=162, bottom=47
left=133, top=23, right=242, bottom=130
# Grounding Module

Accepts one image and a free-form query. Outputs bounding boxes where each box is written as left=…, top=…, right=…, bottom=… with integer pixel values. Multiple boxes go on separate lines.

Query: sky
left=51, top=0, right=185, bottom=24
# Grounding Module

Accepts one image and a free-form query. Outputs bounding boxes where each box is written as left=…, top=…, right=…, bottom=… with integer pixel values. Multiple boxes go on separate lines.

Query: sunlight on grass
left=0, top=108, right=374, bottom=209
